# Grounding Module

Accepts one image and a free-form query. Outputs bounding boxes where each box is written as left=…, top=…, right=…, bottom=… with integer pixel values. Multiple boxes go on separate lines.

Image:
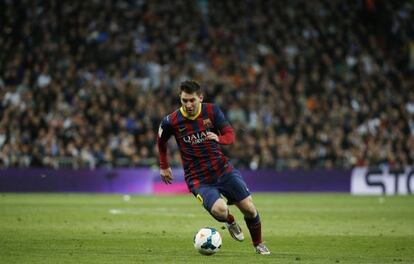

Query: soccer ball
left=193, top=227, right=222, bottom=255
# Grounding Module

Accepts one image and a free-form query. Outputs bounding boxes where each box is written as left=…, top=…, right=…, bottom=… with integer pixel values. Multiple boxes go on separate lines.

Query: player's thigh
left=218, top=169, right=251, bottom=205
left=192, top=186, right=221, bottom=212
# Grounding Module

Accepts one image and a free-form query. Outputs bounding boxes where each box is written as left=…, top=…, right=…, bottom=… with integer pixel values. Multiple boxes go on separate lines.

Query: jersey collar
left=180, top=104, right=202, bottom=120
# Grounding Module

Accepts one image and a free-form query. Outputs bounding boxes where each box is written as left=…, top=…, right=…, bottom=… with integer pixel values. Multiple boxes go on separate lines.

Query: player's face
left=180, top=91, right=203, bottom=116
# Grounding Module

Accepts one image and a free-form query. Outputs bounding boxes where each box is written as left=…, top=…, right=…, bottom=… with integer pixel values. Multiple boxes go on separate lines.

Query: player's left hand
left=206, top=132, right=219, bottom=142
left=160, top=167, right=173, bottom=184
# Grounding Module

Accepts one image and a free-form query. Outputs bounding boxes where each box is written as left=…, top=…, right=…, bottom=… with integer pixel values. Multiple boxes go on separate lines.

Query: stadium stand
left=0, top=0, right=413, bottom=169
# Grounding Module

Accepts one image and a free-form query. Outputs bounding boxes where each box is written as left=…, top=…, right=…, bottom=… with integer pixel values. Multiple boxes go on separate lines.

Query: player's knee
left=238, top=198, right=257, bottom=218
left=210, top=199, right=228, bottom=220
left=241, top=202, right=256, bottom=218
left=243, top=206, right=257, bottom=219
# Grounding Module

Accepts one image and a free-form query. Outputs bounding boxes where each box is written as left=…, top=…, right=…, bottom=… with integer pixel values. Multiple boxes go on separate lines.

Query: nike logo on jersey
left=179, top=127, right=186, bottom=132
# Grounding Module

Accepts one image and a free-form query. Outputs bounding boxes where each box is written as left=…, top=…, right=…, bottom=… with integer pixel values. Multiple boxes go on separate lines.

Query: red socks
left=224, top=211, right=263, bottom=246
left=245, top=213, right=262, bottom=246
left=226, top=212, right=235, bottom=224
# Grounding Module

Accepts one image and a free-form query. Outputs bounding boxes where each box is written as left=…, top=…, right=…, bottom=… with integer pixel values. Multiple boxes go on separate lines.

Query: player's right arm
left=211, top=104, right=235, bottom=145
left=157, top=116, right=174, bottom=184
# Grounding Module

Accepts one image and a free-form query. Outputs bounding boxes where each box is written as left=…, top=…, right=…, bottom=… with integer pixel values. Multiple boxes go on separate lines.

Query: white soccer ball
left=193, top=227, right=222, bottom=255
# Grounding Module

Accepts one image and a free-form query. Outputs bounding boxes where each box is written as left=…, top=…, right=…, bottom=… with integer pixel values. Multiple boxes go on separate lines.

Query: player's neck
left=180, top=104, right=202, bottom=120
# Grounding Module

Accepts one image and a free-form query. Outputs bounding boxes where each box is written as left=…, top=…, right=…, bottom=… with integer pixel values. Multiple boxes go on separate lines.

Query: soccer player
left=157, top=80, right=271, bottom=255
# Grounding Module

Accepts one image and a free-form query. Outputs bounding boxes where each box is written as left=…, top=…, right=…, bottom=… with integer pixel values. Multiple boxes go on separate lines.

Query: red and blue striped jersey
left=157, top=103, right=234, bottom=189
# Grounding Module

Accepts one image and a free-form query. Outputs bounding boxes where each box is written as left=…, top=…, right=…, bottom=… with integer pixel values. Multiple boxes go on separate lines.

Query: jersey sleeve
left=213, top=104, right=231, bottom=130
left=212, top=104, right=235, bottom=144
left=158, top=116, right=174, bottom=141
left=157, top=116, right=174, bottom=169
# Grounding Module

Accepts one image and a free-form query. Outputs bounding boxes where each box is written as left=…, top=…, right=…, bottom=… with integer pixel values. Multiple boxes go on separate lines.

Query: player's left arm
left=157, top=116, right=174, bottom=184
left=206, top=105, right=235, bottom=145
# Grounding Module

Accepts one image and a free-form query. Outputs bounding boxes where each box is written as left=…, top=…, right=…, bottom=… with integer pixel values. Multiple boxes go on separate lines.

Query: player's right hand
left=160, top=167, right=173, bottom=184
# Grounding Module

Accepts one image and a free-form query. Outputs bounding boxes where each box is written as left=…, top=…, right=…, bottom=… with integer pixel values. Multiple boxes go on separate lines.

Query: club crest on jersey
left=182, top=131, right=208, bottom=145
left=203, top=118, right=212, bottom=128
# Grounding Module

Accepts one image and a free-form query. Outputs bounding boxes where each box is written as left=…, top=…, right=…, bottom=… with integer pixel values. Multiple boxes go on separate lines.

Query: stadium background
left=0, top=1, right=414, bottom=263
left=1, top=0, right=413, bottom=171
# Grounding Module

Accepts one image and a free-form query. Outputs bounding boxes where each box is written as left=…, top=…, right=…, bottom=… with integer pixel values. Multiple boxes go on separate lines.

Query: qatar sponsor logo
left=182, top=130, right=209, bottom=145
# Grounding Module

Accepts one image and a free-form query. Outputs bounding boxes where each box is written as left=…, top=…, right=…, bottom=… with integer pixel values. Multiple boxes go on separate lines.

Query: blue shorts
left=191, top=169, right=251, bottom=212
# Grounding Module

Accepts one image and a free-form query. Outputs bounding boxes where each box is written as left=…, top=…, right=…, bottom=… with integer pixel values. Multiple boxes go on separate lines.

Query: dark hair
left=179, top=80, right=201, bottom=94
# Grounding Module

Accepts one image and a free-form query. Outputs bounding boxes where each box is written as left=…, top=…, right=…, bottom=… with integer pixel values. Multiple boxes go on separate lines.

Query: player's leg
left=219, top=170, right=270, bottom=254
left=234, top=196, right=270, bottom=254
left=210, top=198, right=244, bottom=241
left=192, top=186, right=238, bottom=227
left=210, top=198, right=234, bottom=223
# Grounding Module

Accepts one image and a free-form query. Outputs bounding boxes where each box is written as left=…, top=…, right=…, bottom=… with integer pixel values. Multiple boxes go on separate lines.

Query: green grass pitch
left=1, top=193, right=413, bottom=263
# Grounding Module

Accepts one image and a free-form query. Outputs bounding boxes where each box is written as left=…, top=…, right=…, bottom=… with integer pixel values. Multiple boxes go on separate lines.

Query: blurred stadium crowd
left=1, top=0, right=413, bottom=170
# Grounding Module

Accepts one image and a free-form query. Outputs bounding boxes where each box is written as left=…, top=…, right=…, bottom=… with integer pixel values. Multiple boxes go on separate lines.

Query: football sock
left=244, top=212, right=262, bottom=246
left=226, top=212, right=235, bottom=224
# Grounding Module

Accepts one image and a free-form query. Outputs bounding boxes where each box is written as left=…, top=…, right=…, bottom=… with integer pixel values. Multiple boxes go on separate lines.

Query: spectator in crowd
left=0, top=0, right=413, bottom=170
